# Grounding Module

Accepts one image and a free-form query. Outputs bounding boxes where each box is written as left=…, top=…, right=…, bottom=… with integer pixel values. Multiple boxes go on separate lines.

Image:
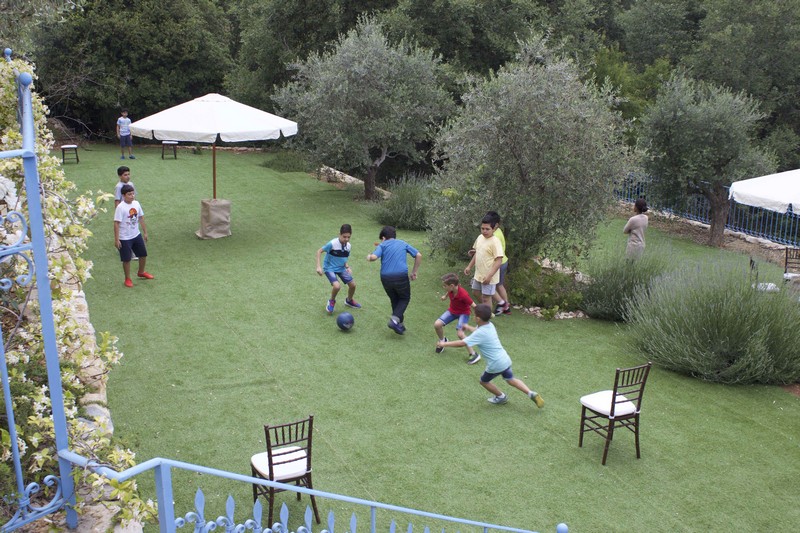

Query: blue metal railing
left=60, top=451, right=567, bottom=533
left=1, top=50, right=568, bottom=533
left=614, top=174, right=800, bottom=246
left=1, top=48, right=78, bottom=532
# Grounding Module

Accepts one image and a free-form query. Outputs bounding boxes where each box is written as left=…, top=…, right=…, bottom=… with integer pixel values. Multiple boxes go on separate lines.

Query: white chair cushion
left=162, top=140, right=178, bottom=145
left=251, top=446, right=309, bottom=481
left=61, top=144, right=78, bottom=149
left=580, top=390, right=636, bottom=417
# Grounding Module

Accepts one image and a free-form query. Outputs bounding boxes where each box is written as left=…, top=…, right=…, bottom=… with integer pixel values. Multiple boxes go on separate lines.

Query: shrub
left=581, top=248, right=672, bottom=321
left=626, top=262, right=800, bottom=384
left=261, top=149, right=311, bottom=172
left=372, top=173, right=431, bottom=231
left=507, top=261, right=583, bottom=311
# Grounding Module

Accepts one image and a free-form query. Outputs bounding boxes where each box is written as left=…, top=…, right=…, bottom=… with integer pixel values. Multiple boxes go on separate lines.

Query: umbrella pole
left=212, top=143, right=217, bottom=199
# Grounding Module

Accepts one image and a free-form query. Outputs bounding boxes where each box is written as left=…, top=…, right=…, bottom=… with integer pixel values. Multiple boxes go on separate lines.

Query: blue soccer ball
left=336, top=312, right=354, bottom=331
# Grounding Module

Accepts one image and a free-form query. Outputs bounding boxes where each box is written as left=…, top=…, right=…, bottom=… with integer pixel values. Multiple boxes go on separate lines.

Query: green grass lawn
left=64, top=143, right=799, bottom=532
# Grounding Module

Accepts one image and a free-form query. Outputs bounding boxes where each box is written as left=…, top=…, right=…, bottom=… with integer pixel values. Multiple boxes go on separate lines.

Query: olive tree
left=638, top=72, right=776, bottom=247
left=272, top=17, right=453, bottom=200
left=428, top=37, right=631, bottom=264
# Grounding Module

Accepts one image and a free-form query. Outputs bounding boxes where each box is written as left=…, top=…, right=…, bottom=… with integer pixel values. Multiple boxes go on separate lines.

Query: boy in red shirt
left=434, top=273, right=480, bottom=364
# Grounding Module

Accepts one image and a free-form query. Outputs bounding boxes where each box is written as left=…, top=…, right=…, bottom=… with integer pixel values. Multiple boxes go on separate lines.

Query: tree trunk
left=707, top=183, right=731, bottom=247
left=364, top=165, right=378, bottom=201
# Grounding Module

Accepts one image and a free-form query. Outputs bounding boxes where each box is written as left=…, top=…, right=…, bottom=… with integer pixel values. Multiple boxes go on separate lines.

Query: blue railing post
left=17, top=69, right=78, bottom=531
left=155, top=463, right=176, bottom=532
left=0, top=50, right=78, bottom=531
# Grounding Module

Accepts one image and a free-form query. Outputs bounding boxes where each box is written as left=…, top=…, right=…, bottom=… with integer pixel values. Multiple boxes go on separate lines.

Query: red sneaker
left=124, top=278, right=133, bottom=288
left=137, top=272, right=154, bottom=279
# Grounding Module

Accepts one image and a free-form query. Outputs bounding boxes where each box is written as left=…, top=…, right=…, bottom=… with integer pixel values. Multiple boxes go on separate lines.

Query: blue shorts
left=480, top=366, right=514, bottom=383
left=498, top=262, right=508, bottom=285
left=119, top=234, right=147, bottom=262
left=471, top=278, right=497, bottom=296
left=325, top=270, right=353, bottom=285
left=437, top=310, right=470, bottom=330
left=119, top=134, right=133, bottom=147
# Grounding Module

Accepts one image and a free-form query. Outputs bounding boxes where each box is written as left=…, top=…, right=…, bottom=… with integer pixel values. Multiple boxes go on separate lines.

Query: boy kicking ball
left=434, top=273, right=479, bottom=364
left=437, top=304, right=544, bottom=407
left=316, top=224, right=361, bottom=314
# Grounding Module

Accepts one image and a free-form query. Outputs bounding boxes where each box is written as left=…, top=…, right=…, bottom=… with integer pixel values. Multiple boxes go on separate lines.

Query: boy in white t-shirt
left=114, top=184, right=153, bottom=287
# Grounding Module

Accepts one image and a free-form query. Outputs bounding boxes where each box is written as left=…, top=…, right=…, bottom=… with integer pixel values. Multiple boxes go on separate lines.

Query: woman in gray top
left=623, top=198, right=648, bottom=259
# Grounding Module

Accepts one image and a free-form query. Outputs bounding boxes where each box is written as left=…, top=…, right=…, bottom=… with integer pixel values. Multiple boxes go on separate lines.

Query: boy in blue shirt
left=367, top=226, right=422, bottom=335
left=438, top=304, right=544, bottom=407
left=316, top=224, right=360, bottom=314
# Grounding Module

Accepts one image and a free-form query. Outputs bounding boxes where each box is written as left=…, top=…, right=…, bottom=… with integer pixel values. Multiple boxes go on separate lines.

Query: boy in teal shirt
left=438, top=304, right=544, bottom=406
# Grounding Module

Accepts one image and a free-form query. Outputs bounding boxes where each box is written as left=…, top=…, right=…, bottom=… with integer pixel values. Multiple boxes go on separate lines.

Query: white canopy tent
left=129, top=93, right=298, bottom=238
left=729, top=168, right=800, bottom=213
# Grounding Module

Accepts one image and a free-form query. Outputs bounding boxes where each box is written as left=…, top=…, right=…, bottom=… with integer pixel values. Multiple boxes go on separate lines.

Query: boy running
left=434, top=273, right=479, bottom=364
left=437, top=304, right=544, bottom=407
left=316, top=224, right=360, bottom=313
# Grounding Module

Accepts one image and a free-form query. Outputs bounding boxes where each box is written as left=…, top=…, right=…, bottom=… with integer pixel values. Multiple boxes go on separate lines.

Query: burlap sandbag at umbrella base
left=196, top=198, right=231, bottom=239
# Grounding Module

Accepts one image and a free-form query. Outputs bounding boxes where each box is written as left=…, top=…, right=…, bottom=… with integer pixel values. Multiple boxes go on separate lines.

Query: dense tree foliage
left=32, top=0, right=232, bottom=136
left=638, top=73, right=775, bottom=247
left=380, top=0, right=547, bottom=75
left=227, top=0, right=346, bottom=111
left=0, top=0, right=83, bottom=55
left=427, top=37, right=631, bottom=264
left=684, top=0, right=800, bottom=170
left=272, top=18, right=452, bottom=200
left=616, top=0, right=704, bottom=68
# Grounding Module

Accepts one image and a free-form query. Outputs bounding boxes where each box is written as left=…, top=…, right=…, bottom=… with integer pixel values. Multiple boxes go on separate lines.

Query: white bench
left=61, top=144, right=79, bottom=164
left=161, top=140, right=178, bottom=159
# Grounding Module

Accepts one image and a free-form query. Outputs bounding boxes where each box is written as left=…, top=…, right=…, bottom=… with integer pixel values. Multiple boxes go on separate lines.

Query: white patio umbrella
left=129, top=93, right=298, bottom=199
left=129, top=93, right=297, bottom=238
left=729, top=168, right=800, bottom=213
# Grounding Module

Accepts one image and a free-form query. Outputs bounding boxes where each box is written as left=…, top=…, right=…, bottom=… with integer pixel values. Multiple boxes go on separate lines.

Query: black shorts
left=119, top=234, right=147, bottom=262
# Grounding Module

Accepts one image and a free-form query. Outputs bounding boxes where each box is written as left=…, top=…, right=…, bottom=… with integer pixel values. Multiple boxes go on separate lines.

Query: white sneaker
left=488, top=394, right=508, bottom=405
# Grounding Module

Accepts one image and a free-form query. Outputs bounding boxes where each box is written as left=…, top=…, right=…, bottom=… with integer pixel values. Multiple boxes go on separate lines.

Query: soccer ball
left=336, top=312, right=354, bottom=331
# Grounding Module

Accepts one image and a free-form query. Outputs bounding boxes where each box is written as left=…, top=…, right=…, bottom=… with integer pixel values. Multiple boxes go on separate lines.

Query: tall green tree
left=227, top=0, right=345, bottom=111
left=0, top=0, right=84, bottom=55
left=639, top=73, right=776, bottom=247
left=32, top=0, right=232, bottom=136
left=228, top=0, right=399, bottom=110
left=616, top=0, right=705, bottom=68
left=380, top=0, right=548, bottom=75
left=272, top=17, right=452, bottom=200
left=428, top=36, right=631, bottom=264
left=545, top=0, right=623, bottom=64
left=684, top=0, right=800, bottom=170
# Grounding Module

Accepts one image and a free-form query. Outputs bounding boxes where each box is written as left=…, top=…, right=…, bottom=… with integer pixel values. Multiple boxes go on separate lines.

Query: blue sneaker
left=345, top=298, right=361, bottom=309
left=120, top=155, right=125, bottom=159
left=388, top=317, right=404, bottom=335
left=326, top=299, right=335, bottom=314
